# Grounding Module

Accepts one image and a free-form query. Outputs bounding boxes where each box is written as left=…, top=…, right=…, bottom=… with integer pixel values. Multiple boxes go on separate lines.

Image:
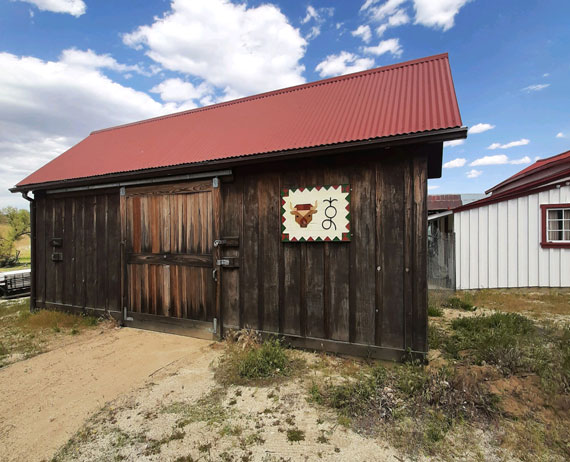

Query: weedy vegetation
left=307, top=360, right=499, bottom=456
left=308, top=292, right=570, bottom=459
left=214, top=330, right=303, bottom=385
left=0, top=298, right=103, bottom=367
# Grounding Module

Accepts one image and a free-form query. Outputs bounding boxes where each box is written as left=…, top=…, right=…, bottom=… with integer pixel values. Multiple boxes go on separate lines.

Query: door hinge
left=208, top=318, right=218, bottom=334
left=123, top=307, right=133, bottom=322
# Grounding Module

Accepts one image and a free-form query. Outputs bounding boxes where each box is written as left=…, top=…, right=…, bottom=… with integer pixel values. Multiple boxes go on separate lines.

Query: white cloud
left=0, top=51, right=179, bottom=207
left=302, top=5, right=318, bottom=24
left=443, top=139, right=464, bottom=147
left=363, top=38, right=403, bottom=57
left=468, top=123, right=495, bottom=134
left=306, top=26, right=321, bottom=40
left=412, top=0, right=470, bottom=31
left=443, top=158, right=466, bottom=168
left=60, top=48, right=146, bottom=75
left=488, top=138, right=529, bottom=149
left=352, top=24, right=372, bottom=43
left=556, top=132, right=565, bottom=138
left=376, top=8, right=410, bottom=35
left=467, top=169, right=482, bottom=178
left=428, top=184, right=440, bottom=191
left=469, top=154, right=532, bottom=166
left=16, top=0, right=86, bottom=16
left=123, top=0, right=307, bottom=99
left=315, top=51, right=375, bottom=77
left=301, top=5, right=334, bottom=40
left=150, top=78, right=212, bottom=107
left=543, top=73, right=550, bottom=77
left=522, top=83, right=550, bottom=92
left=363, top=0, right=407, bottom=20
left=510, top=156, right=531, bottom=165
left=470, top=155, right=508, bottom=166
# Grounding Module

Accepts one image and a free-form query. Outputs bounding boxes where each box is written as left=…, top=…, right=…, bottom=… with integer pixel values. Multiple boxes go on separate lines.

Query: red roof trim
left=485, top=150, right=570, bottom=194
left=455, top=168, right=570, bottom=213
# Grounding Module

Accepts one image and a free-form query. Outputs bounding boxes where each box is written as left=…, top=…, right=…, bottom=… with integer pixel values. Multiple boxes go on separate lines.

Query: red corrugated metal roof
left=428, top=195, right=463, bottom=211
left=486, top=150, right=570, bottom=194
left=455, top=150, right=570, bottom=212
left=17, top=53, right=463, bottom=188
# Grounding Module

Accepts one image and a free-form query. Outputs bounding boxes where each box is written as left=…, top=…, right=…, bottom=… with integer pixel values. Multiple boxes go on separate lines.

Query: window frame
left=540, top=203, right=570, bottom=248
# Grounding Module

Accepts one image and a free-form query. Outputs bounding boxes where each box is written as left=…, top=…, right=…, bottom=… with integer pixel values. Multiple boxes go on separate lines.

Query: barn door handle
left=212, top=268, right=218, bottom=282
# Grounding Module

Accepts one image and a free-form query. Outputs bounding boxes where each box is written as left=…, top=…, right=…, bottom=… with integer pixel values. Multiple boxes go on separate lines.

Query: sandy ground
left=49, top=349, right=403, bottom=462
left=0, top=327, right=214, bottom=462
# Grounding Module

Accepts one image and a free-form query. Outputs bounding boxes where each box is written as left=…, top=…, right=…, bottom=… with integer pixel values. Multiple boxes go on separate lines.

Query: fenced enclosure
left=428, top=231, right=455, bottom=290
left=0, top=269, right=31, bottom=298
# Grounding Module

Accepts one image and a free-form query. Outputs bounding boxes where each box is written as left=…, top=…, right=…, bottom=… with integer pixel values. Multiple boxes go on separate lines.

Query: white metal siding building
left=455, top=184, right=570, bottom=289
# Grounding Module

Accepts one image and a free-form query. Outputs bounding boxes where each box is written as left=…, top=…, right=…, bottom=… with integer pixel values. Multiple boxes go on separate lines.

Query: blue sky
left=0, top=0, right=569, bottom=207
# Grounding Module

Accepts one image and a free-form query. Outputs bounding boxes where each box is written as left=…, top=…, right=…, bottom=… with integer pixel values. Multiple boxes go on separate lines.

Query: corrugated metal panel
left=455, top=184, right=570, bottom=289
left=18, top=53, right=463, bottom=187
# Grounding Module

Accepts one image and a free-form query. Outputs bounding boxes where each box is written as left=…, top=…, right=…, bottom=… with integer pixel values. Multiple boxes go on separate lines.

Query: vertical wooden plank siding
left=241, top=178, right=259, bottom=329
left=412, top=155, right=428, bottom=352
left=220, top=176, right=242, bottom=329
left=33, top=145, right=432, bottom=357
left=219, top=146, right=431, bottom=355
left=34, top=190, right=121, bottom=313
left=300, top=167, right=325, bottom=339
left=35, top=195, right=46, bottom=306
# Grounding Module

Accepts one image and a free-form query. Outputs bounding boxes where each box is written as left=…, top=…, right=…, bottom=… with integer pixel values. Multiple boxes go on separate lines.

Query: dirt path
left=0, top=327, right=214, bottom=462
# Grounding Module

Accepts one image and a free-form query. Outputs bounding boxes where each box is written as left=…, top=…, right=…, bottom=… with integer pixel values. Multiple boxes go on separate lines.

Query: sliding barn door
left=121, top=180, right=220, bottom=337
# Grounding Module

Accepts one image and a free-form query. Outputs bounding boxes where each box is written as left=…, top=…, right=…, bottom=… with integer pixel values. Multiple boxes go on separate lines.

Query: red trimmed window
left=541, top=204, right=570, bottom=248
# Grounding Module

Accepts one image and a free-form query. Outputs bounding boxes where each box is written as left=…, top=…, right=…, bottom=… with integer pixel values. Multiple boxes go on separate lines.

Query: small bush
left=215, top=332, right=295, bottom=385
left=238, top=339, right=289, bottom=379
left=442, top=313, right=535, bottom=374
left=428, top=305, right=444, bottom=317
left=286, top=429, right=305, bottom=443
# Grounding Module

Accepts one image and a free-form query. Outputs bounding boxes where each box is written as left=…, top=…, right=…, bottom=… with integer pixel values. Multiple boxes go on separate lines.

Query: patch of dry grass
left=0, top=298, right=103, bottom=367
left=431, top=288, right=570, bottom=317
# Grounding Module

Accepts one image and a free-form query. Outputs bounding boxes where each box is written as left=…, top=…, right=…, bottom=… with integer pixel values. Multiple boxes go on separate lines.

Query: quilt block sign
left=281, top=185, right=351, bottom=242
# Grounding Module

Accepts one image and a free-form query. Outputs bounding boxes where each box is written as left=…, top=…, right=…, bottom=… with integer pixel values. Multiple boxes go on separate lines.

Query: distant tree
left=0, top=207, right=30, bottom=266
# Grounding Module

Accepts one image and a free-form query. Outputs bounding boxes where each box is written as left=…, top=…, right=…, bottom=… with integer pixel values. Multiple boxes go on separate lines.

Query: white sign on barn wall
left=281, top=185, right=351, bottom=242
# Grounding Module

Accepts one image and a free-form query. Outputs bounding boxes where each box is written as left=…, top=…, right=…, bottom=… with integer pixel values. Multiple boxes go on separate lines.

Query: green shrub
left=428, top=304, right=444, bottom=317
left=215, top=335, right=294, bottom=385
left=237, top=338, right=289, bottom=379
left=428, top=325, right=446, bottom=350
left=286, top=429, right=305, bottom=443
left=442, top=313, right=535, bottom=374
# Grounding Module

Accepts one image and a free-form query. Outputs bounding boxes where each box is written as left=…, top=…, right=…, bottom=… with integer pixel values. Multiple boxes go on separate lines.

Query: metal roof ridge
left=90, top=53, right=450, bottom=136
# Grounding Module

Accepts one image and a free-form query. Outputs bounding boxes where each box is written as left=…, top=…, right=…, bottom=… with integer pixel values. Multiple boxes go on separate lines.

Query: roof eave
left=11, top=126, right=467, bottom=194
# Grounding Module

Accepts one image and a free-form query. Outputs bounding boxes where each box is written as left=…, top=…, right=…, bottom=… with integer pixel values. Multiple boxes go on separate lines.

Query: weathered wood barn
left=12, top=53, right=466, bottom=360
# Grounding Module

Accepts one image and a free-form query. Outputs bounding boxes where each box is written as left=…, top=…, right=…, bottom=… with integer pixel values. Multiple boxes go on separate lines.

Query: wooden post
left=119, top=187, right=127, bottom=323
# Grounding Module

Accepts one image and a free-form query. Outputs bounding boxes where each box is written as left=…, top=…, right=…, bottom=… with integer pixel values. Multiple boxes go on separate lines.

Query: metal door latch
left=214, top=239, right=226, bottom=247
left=216, top=259, right=230, bottom=266
left=212, top=268, right=218, bottom=282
